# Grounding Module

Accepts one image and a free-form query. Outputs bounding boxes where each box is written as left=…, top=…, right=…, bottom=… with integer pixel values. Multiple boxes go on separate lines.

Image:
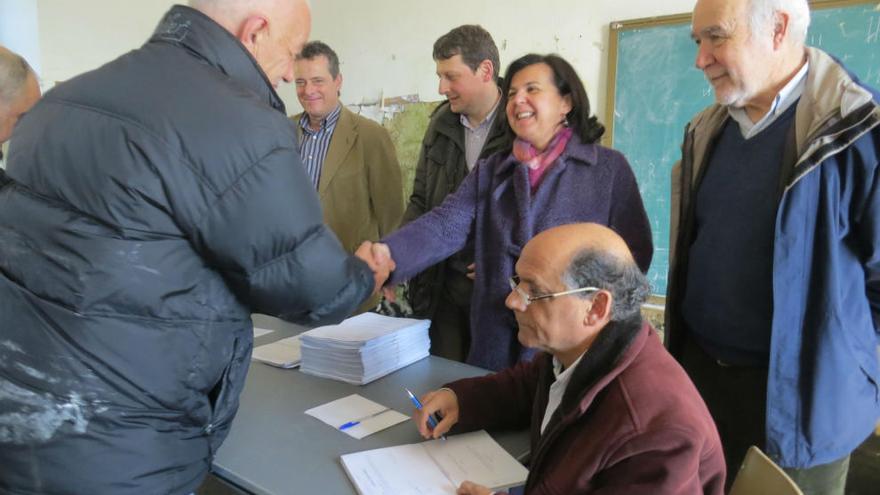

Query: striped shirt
left=298, top=104, right=342, bottom=189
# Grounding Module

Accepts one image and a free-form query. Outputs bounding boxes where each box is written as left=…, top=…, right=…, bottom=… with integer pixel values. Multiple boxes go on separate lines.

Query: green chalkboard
left=605, top=0, right=880, bottom=296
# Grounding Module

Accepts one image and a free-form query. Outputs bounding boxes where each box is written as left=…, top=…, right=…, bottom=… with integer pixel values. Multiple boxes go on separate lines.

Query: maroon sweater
left=447, top=321, right=725, bottom=494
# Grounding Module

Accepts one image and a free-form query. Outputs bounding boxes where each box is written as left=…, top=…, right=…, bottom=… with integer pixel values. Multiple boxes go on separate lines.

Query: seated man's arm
left=589, top=426, right=725, bottom=495
left=445, top=357, right=543, bottom=433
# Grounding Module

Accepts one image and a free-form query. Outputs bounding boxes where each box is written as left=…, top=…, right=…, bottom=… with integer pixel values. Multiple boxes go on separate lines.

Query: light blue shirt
left=729, top=61, right=809, bottom=139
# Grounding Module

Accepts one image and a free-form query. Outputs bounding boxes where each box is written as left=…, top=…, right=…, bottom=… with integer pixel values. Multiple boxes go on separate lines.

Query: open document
left=340, top=430, right=528, bottom=495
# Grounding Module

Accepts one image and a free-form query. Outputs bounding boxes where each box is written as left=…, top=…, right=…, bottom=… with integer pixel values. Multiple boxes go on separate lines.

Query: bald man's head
left=524, top=223, right=634, bottom=270
left=0, top=45, right=40, bottom=145
left=189, top=0, right=311, bottom=88
left=523, top=223, right=649, bottom=323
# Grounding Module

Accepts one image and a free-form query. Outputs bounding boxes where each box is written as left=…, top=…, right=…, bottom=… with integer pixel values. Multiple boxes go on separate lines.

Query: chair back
left=728, top=446, right=803, bottom=495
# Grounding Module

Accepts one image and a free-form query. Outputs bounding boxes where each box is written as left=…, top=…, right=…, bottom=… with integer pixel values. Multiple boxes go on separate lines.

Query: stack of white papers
left=299, top=313, right=430, bottom=385
left=341, top=430, right=529, bottom=495
left=252, top=335, right=302, bottom=368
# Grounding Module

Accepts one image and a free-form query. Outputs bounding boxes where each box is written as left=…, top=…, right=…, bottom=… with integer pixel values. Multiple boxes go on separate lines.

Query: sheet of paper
left=340, top=430, right=528, bottom=495
left=303, top=312, right=428, bottom=343
left=253, top=327, right=274, bottom=338
left=251, top=335, right=301, bottom=368
left=304, top=394, right=408, bottom=440
left=344, top=442, right=455, bottom=494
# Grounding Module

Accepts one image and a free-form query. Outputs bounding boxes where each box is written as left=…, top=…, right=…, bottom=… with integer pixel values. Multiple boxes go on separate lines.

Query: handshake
left=355, top=241, right=397, bottom=299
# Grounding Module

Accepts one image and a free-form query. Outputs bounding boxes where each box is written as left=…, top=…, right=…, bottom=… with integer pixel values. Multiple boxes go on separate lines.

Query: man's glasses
left=508, top=275, right=600, bottom=307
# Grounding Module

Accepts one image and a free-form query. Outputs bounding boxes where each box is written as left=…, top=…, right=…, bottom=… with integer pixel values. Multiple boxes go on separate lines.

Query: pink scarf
left=512, top=127, right=574, bottom=193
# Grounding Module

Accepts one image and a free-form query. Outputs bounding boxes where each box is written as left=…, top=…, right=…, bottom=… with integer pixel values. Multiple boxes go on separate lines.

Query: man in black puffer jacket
left=0, top=1, right=374, bottom=493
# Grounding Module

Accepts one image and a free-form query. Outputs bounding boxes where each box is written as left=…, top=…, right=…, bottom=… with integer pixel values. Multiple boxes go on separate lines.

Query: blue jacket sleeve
left=853, top=126, right=880, bottom=336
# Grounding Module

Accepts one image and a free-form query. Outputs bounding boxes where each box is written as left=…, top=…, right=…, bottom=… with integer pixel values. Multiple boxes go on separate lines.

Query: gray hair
left=296, top=41, right=341, bottom=79
left=433, top=25, right=500, bottom=77
left=747, top=0, right=811, bottom=44
left=0, top=48, right=34, bottom=105
left=562, top=248, right=650, bottom=323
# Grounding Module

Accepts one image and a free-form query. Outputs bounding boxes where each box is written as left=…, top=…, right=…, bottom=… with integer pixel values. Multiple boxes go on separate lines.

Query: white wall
left=309, top=0, right=698, bottom=118
left=0, top=0, right=41, bottom=76
left=36, top=0, right=175, bottom=86
left=32, top=0, right=699, bottom=118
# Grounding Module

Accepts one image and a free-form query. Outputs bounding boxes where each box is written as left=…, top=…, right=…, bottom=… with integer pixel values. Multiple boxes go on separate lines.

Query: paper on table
left=340, top=430, right=528, bottom=495
left=303, top=312, right=428, bottom=343
left=298, top=313, right=431, bottom=385
left=253, top=327, right=274, bottom=338
left=304, top=394, right=408, bottom=440
left=252, top=335, right=301, bottom=368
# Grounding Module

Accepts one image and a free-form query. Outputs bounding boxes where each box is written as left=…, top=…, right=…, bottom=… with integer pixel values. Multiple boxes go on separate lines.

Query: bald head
left=0, top=45, right=40, bottom=145
left=189, top=0, right=311, bottom=87
left=522, top=223, right=649, bottom=322
left=524, top=223, right=635, bottom=271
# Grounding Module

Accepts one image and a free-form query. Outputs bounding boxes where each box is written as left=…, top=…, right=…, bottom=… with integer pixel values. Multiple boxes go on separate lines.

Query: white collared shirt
left=540, top=351, right=586, bottom=434
left=460, top=97, right=501, bottom=171
left=729, top=61, right=809, bottom=140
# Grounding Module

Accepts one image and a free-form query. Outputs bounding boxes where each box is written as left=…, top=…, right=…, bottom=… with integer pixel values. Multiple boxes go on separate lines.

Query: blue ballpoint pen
left=405, top=388, right=446, bottom=440
left=338, top=407, right=392, bottom=431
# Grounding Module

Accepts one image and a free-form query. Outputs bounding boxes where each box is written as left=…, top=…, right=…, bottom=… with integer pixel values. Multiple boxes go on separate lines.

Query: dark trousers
left=680, top=334, right=850, bottom=495
left=428, top=274, right=472, bottom=362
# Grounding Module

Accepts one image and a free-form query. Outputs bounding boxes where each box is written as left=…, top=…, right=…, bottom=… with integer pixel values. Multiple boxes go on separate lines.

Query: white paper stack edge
left=299, top=313, right=430, bottom=385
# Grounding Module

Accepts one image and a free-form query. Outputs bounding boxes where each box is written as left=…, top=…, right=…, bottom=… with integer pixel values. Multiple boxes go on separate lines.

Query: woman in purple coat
left=362, top=54, right=652, bottom=371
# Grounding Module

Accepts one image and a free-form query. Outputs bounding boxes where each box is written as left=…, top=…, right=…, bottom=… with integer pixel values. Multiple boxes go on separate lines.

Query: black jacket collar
left=150, top=5, right=286, bottom=114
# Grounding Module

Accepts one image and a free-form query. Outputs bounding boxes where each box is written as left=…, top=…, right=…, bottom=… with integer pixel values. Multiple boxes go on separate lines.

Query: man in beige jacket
left=292, top=41, right=403, bottom=311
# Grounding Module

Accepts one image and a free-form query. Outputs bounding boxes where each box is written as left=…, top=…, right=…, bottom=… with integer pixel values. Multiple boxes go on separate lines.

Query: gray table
left=212, top=315, right=530, bottom=495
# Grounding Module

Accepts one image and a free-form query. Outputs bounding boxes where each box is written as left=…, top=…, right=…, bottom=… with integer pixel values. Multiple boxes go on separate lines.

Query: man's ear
left=584, top=291, right=613, bottom=327
left=478, top=59, right=495, bottom=82
left=772, top=11, right=791, bottom=49
left=237, top=15, right=270, bottom=56
left=335, top=72, right=344, bottom=96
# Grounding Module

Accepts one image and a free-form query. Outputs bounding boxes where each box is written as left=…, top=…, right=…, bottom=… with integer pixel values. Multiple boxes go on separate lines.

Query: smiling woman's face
left=505, top=63, right=572, bottom=151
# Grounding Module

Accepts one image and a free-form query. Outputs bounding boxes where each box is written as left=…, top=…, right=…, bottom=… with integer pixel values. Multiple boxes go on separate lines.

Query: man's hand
left=466, top=263, right=476, bottom=281
left=354, top=241, right=396, bottom=293
left=457, top=481, right=495, bottom=495
left=412, top=388, right=459, bottom=439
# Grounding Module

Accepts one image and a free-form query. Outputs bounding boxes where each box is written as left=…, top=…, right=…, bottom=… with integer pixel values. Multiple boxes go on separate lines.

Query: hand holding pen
left=407, top=388, right=459, bottom=440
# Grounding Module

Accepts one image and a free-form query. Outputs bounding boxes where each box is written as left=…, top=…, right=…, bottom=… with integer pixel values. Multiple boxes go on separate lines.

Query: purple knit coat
left=384, top=137, right=653, bottom=370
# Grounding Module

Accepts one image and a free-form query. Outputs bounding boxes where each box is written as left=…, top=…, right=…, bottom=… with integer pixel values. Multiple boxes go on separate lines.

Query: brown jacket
left=293, top=106, right=403, bottom=253
left=293, top=106, right=403, bottom=311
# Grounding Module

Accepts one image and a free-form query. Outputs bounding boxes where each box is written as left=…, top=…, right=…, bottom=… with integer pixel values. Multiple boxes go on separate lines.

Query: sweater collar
left=150, top=5, right=286, bottom=114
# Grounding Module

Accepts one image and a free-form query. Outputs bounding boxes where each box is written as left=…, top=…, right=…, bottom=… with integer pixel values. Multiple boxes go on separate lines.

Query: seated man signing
left=413, top=223, right=725, bottom=495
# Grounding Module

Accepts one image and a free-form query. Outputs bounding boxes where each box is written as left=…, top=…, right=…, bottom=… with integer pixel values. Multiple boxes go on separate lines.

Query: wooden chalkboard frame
left=603, top=0, right=878, bottom=147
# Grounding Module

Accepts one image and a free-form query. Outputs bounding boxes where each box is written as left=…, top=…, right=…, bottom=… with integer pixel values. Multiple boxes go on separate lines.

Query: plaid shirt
left=298, top=104, right=342, bottom=188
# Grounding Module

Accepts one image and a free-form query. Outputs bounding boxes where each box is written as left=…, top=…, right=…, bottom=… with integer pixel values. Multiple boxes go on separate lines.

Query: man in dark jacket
left=403, top=24, right=511, bottom=362
left=414, top=224, right=724, bottom=495
left=0, top=1, right=373, bottom=493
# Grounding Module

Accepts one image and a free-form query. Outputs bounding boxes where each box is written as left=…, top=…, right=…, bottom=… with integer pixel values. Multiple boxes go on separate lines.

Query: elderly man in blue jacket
left=666, top=0, right=880, bottom=493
